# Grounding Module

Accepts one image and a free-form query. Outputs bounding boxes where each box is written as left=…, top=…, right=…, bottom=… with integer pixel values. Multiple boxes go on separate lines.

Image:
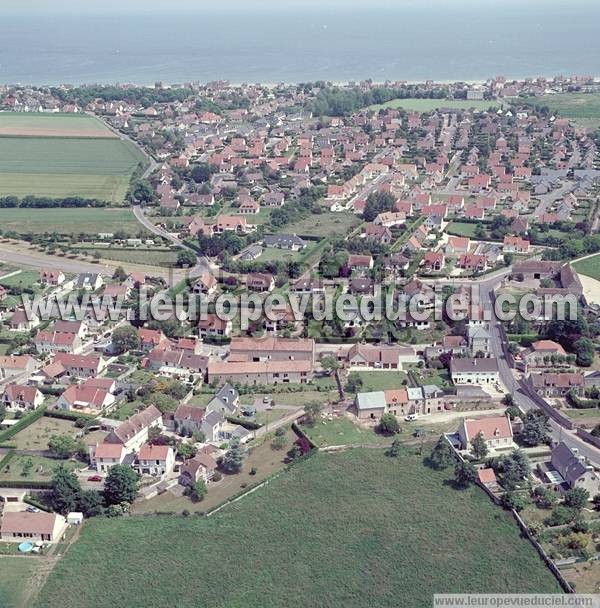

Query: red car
left=87, top=475, right=103, bottom=482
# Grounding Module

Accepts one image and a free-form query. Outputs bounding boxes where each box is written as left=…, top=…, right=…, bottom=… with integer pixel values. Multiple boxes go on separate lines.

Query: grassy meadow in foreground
left=35, top=449, right=561, bottom=608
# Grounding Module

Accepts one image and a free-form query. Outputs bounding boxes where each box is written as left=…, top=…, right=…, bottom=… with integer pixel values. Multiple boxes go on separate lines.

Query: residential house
left=56, top=378, right=116, bottom=412
left=551, top=442, right=599, bottom=496
left=450, top=357, right=499, bottom=385
left=34, top=331, right=82, bottom=355
left=345, top=344, right=401, bottom=370
left=263, top=234, right=307, bottom=251
left=1, top=384, right=44, bottom=412
left=135, top=444, right=175, bottom=477
left=192, top=273, right=217, bottom=296
left=467, top=325, right=491, bottom=357
left=39, top=269, right=65, bottom=286
left=523, top=340, right=567, bottom=368
left=52, top=353, right=105, bottom=379
left=229, top=337, right=315, bottom=363
left=503, top=235, right=530, bottom=254
left=0, top=355, right=38, bottom=380
left=75, top=273, right=103, bottom=291
left=246, top=272, right=275, bottom=292
left=458, top=415, right=513, bottom=450
left=197, top=314, right=232, bottom=339
left=179, top=453, right=217, bottom=485
left=529, top=372, right=585, bottom=398
left=355, top=391, right=387, bottom=420
left=0, top=512, right=67, bottom=543
left=91, top=443, right=126, bottom=473
left=207, top=359, right=312, bottom=385
left=103, top=405, right=163, bottom=452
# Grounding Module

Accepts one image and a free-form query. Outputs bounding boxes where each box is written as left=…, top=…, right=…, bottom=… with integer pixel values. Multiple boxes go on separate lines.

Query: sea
left=2, top=2, right=600, bottom=86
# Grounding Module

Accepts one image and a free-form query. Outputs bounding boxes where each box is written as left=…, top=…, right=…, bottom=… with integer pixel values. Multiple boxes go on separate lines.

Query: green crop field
left=368, top=98, right=498, bottom=112
left=0, top=207, right=145, bottom=235
left=0, top=112, right=116, bottom=138
left=35, top=449, right=561, bottom=608
left=573, top=254, right=600, bottom=281
left=0, top=137, right=146, bottom=202
left=0, top=113, right=147, bottom=202
left=521, top=93, right=600, bottom=130
left=282, top=211, right=362, bottom=238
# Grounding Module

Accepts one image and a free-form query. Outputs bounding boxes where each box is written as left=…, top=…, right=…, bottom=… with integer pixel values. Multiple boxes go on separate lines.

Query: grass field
left=36, top=449, right=561, bottom=608
left=0, top=112, right=117, bottom=138
left=10, top=416, right=76, bottom=451
left=0, top=114, right=147, bottom=202
left=282, top=212, right=361, bottom=238
left=0, top=454, right=80, bottom=482
left=521, top=93, right=600, bottom=130
left=75, top=246, right=177, bottom=266
left=350, top=370, right=407, bottom=391
left=368, top=98, right=498, bottom=112
left=446, top=221, right=482, bottom=238
left=573, top=254, right=600, bottom=281
left=0, top=207, right=145, bottom=236
left=0, top=556, right=40, bottom=608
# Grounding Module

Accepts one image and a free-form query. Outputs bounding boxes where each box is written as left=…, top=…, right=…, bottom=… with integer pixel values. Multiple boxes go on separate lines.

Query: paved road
left=132, top=206, right=210, bottom=279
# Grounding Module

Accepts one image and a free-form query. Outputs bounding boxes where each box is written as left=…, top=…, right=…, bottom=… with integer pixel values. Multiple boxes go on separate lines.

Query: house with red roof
left=1, top=384, right=44, bottom=412
left=458, top=415, right=514, bottom=451
left=135, top=444, right=175, bottom=477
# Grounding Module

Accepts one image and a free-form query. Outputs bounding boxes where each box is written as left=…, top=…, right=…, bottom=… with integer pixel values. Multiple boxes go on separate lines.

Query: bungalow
left=238, top=199, right=260, bottom=215
left=135, top=444, right=175, bottom=477
left=346, top=344, right=401, bottom=370
left=75, top=273, right=103, bottom=291
left=523, top=340, right=567, bottom=368
left=422, top=252, right=445, bottom=272
left=374, top=212, right=406, bottom=228
left=207, top=359, right=312, bottom=385
left=39, top=269, right=65, bottom=286
left=8, top=309, right=39, bottom=332
left=450, top=357, right=499, bottom=385
left=1, top=384, right=44, bottom=412
left=263, top=191, right=285, bottom=207
left=290, top=278, right=325, bottom=295
left=246, top=272, right=275, bottom=292
left=503, top=235, right=530, bottom=254
left=52, top=353, right=105, bottom=379
left=457, top=254, right=488, bottom=272
left=348, top=254, right=374, bottom=272
left=446, top=236, right=470, bottom=255
left=529, top=372, right=585, bottom=398
left=56, top=379, right=116, bottom=412
left=551, top=442, right=600, bottom=496
left=348, top=277, right=374, bottom=295
left=364, top=224, right=393, bottom=244
left=0, top=512, right=67, bottom=544
left=263, top=234, right=307, bottom=251
left=458, top=415, right=513, bottom=450
left=214, top=215, right=255, bottom=234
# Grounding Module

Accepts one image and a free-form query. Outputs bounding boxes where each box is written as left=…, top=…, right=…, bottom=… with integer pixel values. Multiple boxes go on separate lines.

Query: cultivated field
left=36, top=449, right=561, bottom=608
left=283, top=211, right=361, bottom=238
left=521, top=93, right=600, bottom=130
left=0, top=114, right=147, bottom=202
left=573, top=253, right=600, bottom=281
left=368, top=98, right=498, bottom=112
left=0, top=207, right=145, bottom=236
left=0, top=112, right=117, bottom=138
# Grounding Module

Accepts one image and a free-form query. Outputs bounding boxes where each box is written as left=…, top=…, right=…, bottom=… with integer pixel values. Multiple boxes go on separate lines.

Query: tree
left=48, top=434, right=86, bottom=459
left=502, top=394, right=514, bottom=407
left=501, top=492, right=528, bottom=512
left=564, top=487, right=589, bottom=510
left=470, top=432, right=488, bottom=459
left=184, top=480, right=207, bottom=503
left=221, top=437, right=247, bottom=473
left=193, top=430, right=206, bottom=443
left=190, top=163, right=212, bottom=183
left=271, top=434, right=287, bottom=451
left=378, top=413, right=400, bottom=435
left=0, top=404, right=6, bottom=423
left=574, top=337, right=595, bottom=367
left=304, top=401, right=323, bottom=426
left=78, top=490, right=105, bottom=517
left=111, top=325, right=140, bottom=354
left=505, top=405, right=521, bottom=420
left=50, top=465, right=82, bottom=515
left=545, top=505, right=576, bottom=527
left=593, top=493, right=600, bottom=511
left=113, top=266, right=127, bottom=282
left=492, top=451, right=530, bottom=491
left=346, top=372, right=363, bottom=393
left=454, top=461, right=477, bottom=488
left=177, top=442, right=197, bottom=460
left=521, top=409, right=551, bottom=447
left=104, top=465, right=140, bottom=506
left=532, top=485, right=557, bottom=509
left=320, top=355, right=340, bottom=374
left=177, top=249, right=197, bottom=268
left=428, top=436, right=455, bottom=470
left=386, top=439, right=402, bottom=458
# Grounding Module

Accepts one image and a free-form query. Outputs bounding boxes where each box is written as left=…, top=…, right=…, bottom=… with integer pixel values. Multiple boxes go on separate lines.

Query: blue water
left=1, top=3, right=600, bottom=85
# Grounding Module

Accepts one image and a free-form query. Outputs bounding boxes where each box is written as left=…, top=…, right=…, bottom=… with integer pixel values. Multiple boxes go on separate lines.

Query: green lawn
left=446, top=221, right=481, bottom=238
left=0, top=270, right=41, bottom=290
left=281, top=212, right=361, bottom=238
left=0, top=556, right=41, bottom=608
left=521, top=93, right=600, bottom=130
left=10, top=416, right=77, bottom=451
left=0, top=208, right=146, bottom=236
left=351, top=370, right=407, bottom=391
left=573, top=255, right=600, bottom=281
left=0, top=132, right=146, bottom=202
left=0, top=454, right=81, bottom=482
left=368, top=98, right=498, bottom=112
left=304, top=416, right=393, bottom=447
left=74, top=246, right=177, bottom=267
left=36, top=449, right=561, bottom=608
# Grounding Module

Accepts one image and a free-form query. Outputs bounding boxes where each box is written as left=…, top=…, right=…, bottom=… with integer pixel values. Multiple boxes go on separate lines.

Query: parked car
left=26, top=506, right=40, bottom=513
left=404, top=413, right=419, bottom=422
left=87, top=475, right=102, bottom=482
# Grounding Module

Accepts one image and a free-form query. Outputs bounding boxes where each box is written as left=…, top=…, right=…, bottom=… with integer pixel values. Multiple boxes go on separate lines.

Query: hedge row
left=225, top=415, right=262, bottom=430
left=0, top=480, right=53, bottom=489
left=567, top=390, right=600, bottom=410
left=0, top=450, right=16, bottom=471
left=0, top=407, right=46, bottom=443
left=44, top=409, right=95, bottom=422
left=23, top=495, right=52, bottom=512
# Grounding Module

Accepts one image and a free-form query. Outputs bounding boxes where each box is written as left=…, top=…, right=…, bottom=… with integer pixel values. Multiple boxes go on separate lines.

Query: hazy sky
left=5, top=0, right=568, bottom=15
